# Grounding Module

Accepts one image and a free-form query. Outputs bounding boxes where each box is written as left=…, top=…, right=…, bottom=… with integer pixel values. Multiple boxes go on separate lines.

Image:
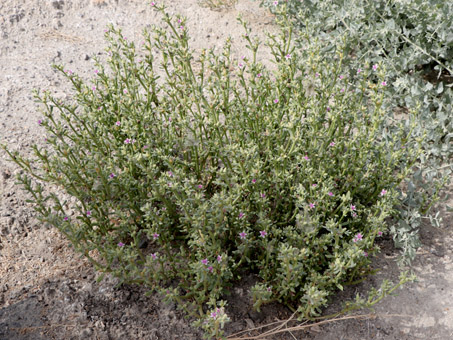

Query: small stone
left=80, top=328, right=93, bottom=337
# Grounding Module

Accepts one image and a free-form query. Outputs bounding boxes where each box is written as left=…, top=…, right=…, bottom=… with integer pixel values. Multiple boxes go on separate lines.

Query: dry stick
left=227, top=313, right=412, bottom=340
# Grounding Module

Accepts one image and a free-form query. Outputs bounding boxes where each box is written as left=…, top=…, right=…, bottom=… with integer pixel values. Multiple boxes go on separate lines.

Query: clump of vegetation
left=198, top=0, right=238, bottom=11
left=2, top=3, right=422, bottom=339
left=259, top=0, right=453, bottom=263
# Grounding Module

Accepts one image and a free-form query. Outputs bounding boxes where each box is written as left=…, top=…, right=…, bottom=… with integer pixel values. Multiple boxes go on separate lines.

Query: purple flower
left=94, top=69, right=99, bottom=74
left=217, top=255, right=222, bottom=263
left=329, top=142, right=336, bottom=147
left=315, top=72, right=320, bottom=77
left=251, top=179, right=257, bottom=184
left=257, top=73, right=262, bottom=78
left=381, top=81, right=387, bottom=86
left=339, top=75, right=344, bottom=80
left=38, top=119, right=42, bottom=125
left=210, top=311, right=217, bottom=319
left=357, top=68, right=362, bottom=74
left=274, top=98, right=279, bottom=104
left=340, top=88, right=345, bottom=93
left=208, top=266, right=213, bottom=272
left=123, top=89, right=128, bottom=94
left=239, top=231, right=247, bottom=240
left=260, top=193, right=266, bottom=198
left=153, top=233, right=159, bottom=240
left=363, top=251, right=368, bottom=257
left=168, top=171, right=173, bottom=177
left=197, top=184, right=203, bottom=189
left=124, top=138, right=131, bottom=144
left=273, top=0, right=278, bottom=5
left=372, top=64, right=378, bottom=71
left=150, top=1, right=156, bottom=6
left=239, top=212, right=245, bottom=219
left=118, top=242, right=125, bottom=247
left=326, top=106, right=331, bottom=112
left=350, top=205, right=356, bottom=211
left=328, top=191, right=334, bottom=196
left=238, top=63, right=244, bottom=68
left=86, top=210, right=91, bottom=216
left=380, top=189, right=387, bottom=196
left=201, top=258, right=208, bottom=265
left=150, top=253, right=157, bottom=260
left=309, top=203, right=315, bottom=209
left=378, top=231, right=383, bottom=237
left=92, top=86, right=96, bottom=91
left=285, top=54, right=291, bottom=59
left=303, top=155, right=310, bottom=161
left=312, top=183, right=317, bottom=187
left=64, top=217, right=69, bottom=221
left=115, top=121, right=121, bottom=126
left=109, top=173, right=115, bottom=179
left=353, top=233, right=363, bottom=242
left=259, top=230, right=268, bottom=238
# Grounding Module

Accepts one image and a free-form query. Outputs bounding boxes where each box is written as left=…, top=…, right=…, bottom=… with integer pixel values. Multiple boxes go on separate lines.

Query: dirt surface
left=1, top=1, right=452, bottom=339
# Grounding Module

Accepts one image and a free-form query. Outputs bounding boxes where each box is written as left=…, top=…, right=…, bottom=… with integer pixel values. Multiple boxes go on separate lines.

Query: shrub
left=259, top=0, right=453, bottom=263
left=2, top=4, right=421, bottom=338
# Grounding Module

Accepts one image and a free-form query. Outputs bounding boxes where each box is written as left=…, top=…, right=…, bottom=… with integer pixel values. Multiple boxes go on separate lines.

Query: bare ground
left=1, top=1, right=452, bottom=339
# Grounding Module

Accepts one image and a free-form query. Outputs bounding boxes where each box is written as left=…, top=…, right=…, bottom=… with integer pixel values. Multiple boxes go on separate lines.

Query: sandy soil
left=1, top=0, right=452, bottom=339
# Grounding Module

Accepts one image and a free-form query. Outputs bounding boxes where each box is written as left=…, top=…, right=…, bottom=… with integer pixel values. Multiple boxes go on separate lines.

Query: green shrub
left=2, top=4, right=421, bottom=338
left=260, top=0, right=453, bottom=263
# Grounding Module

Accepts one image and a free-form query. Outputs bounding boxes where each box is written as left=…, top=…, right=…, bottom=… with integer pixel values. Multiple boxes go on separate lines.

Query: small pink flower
left=339, top=75, right=344, bottom=80
left=109, top=173, right=115, bottom=179
left=357, top=68, right=362, bottom=74
left=309, top=203, right=315, bottom=209
left=115, top=121, right=121, bottom=126
left=94, top=69, right=99, bottom=74
left=259, top=230, right=268, bottom=238
left=312, top=184, right=317, bottom=187
left=353, top=233, right=363, bottom=242
left=210, top=311, right=217, bottom=319
left=197, top=184, right=203, bottom=189
left=217, top=255, right=222, bottom=263
left=363, top=251, right=368, bottom=257
left=238, top=63, right=244, bottom=68
left=64, top=217, right=69, bottom=221
left=86, top=210, right=91, bottom=216
left=315, top=72, right=320, bottom=77
left=329, top=142, right=336, bottom=147
left=380, top=189, right=387, bottom=196
left=150, top=1, right=156, bottom=6
left=352, top=212, right=358, bottom=218
left=260, top=193, right=266, bottom=198
left=285, top=54, right=291, bottom=59
left=239, top=212, right=245, bottom=219
left=328, top=191, right=333, bottom=196
left=381, top=81, right=387, bottom=86
left=257, top=73, right=262, bottom=78
left=118, top=242, right=125, bottom=247
left=208, top=266, right=213, bottom=272
left=168, top=171, right=173, bottom=177
left=150, top=253, right=157, bottom=260
left=273, top=0, right=278, bottom=5
left=340, top=88, right=345, bottom=93
left=350, top=205, right=356, bottom=211
left=372, top=64, right=378, bottom=71
left=92, top=86, right=96, bottom=91
left=251, top=179, right=256, bottom=184
left=180, top=25, right=184, bottom=30
left=378, top=231, right=383, bottom=236
left=239, top=231, right=247, bottom=239
left=38, top=119, right=42, bottom=125
left=124, top=138, right=131, bottom=144
left=201, top=258, right=208, bottom=265
left=153, top=233, right=159, bottom=240
left=123, top=89, right=128, bottom=94
left=274, top=98, right=279, bottom=104
left=303, top=155, right=310, bottom=161
left=326, top=107, right=331, bottom=112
